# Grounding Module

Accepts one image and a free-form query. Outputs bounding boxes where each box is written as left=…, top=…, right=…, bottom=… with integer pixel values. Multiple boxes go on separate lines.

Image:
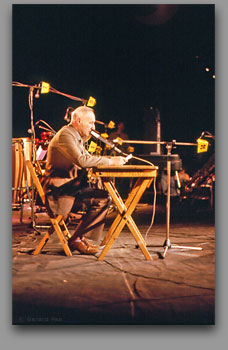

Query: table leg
left=102, top=178, right=147, bottom=244
left=98, top=178, right=153, bottom=260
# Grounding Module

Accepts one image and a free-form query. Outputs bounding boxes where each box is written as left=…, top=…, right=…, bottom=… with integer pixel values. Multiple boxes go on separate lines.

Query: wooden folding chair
left=26, top=160, right=73, bottom=256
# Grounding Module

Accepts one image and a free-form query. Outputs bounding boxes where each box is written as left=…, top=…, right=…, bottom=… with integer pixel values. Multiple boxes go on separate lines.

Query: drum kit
left=12, top=130, right=54, bottom=224
left=12, top=137, right=35, bottom=205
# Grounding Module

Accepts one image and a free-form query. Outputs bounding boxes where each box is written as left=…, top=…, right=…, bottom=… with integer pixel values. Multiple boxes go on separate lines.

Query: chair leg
left=59, top=220, right=72, bottom=239
left=32, top=214, right=72, bottom=256
left=32, top=231, right=51, bottom=255
left=50, top=218, right=72, bottom=256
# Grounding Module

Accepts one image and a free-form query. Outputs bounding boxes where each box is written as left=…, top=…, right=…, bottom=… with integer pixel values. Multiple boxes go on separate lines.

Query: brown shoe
left=69, top=239, right=99, bottom=255
left=81, top=237, right=99, bottom=249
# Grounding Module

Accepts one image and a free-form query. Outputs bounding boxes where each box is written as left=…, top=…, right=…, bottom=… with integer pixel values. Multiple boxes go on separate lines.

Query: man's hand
left=109, top=156, right=127, bottom=166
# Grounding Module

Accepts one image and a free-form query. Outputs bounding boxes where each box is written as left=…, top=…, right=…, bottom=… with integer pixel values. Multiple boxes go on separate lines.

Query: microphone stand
left=162, top=141, right=202, bottom=258
left=28, top=89, right=54, bottom=233
left=28, top=86, right=38, bottom=231
left=115, top=138, right=203, bottom=258
left=27, top=84, right=48, bottom=233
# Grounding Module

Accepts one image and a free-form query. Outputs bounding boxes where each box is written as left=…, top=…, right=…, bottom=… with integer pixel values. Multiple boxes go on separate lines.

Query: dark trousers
left=69, top=187, right=111, bottom=243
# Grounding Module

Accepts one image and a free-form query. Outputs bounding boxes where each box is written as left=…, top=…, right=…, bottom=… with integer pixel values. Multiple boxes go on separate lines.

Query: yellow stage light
left=108, top=121, right=115, bottom=129
left=88, top=141, right=97, bottom=153
left=197, top=139, right=209, bottom=153
left=101, top=133, right=109, bottom=139
left=87, top=96, right=96, bottom=107
left=41, top=82, right=50, bottom=94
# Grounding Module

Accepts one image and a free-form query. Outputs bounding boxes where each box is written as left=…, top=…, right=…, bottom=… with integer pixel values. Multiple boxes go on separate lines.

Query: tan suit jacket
left=43, top=124, right=111, bottom=215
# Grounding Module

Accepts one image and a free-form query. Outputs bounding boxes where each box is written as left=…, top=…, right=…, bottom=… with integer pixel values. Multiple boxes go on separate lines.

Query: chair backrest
left=26, top=160, right=46, bottom=205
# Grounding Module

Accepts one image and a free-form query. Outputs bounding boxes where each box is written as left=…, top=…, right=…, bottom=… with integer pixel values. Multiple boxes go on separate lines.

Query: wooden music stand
left=92, top=165, right=158, bottom=261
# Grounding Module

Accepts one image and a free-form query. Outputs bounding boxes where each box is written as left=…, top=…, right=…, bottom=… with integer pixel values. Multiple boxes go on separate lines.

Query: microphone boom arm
left=90, top=130, right=125, bottom=155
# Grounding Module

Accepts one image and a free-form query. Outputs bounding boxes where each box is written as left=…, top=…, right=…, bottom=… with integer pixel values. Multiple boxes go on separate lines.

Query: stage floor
left=12, top=199, right=215, bottom=325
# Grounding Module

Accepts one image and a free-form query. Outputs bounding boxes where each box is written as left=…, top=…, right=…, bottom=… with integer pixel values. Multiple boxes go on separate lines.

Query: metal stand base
left=162, top=239, right=202, bottom=259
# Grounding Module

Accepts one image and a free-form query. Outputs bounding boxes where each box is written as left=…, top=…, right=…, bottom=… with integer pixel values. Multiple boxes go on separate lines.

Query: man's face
left=79, top=112, right=96, bottom=138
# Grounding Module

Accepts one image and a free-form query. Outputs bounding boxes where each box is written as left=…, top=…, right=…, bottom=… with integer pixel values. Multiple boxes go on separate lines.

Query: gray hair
left=71, top=105, right=95, bottom=123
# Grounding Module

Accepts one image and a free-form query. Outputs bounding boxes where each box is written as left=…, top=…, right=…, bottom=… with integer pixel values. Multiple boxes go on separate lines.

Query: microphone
left=64, top=107, right=74, bottom=122
left=35, top=89, right=40, bottom=98
left=91, top=130, right=123, bottom=154
left=34, top=82, right=41, bottom=98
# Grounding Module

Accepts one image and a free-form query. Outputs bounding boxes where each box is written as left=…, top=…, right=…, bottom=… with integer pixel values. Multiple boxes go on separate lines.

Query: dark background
left=12, top=4, right=215, bottom=174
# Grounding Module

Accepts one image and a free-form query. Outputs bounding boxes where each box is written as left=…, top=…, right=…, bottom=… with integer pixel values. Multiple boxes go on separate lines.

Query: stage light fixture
left=40, top=82, right=50, bottom=94
left=87, top=96, right=96, bottom=107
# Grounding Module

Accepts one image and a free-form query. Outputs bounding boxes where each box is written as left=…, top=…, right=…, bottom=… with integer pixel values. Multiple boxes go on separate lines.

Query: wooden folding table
left=92, top=165, right=158, bottom=261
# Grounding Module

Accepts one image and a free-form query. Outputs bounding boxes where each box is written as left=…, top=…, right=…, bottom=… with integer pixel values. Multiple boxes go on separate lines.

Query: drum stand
left=161, top=142, right=202, bottom=258
left=12, top=139, right=33, bottom=224
left=20, top=156, right=33, bottom=224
